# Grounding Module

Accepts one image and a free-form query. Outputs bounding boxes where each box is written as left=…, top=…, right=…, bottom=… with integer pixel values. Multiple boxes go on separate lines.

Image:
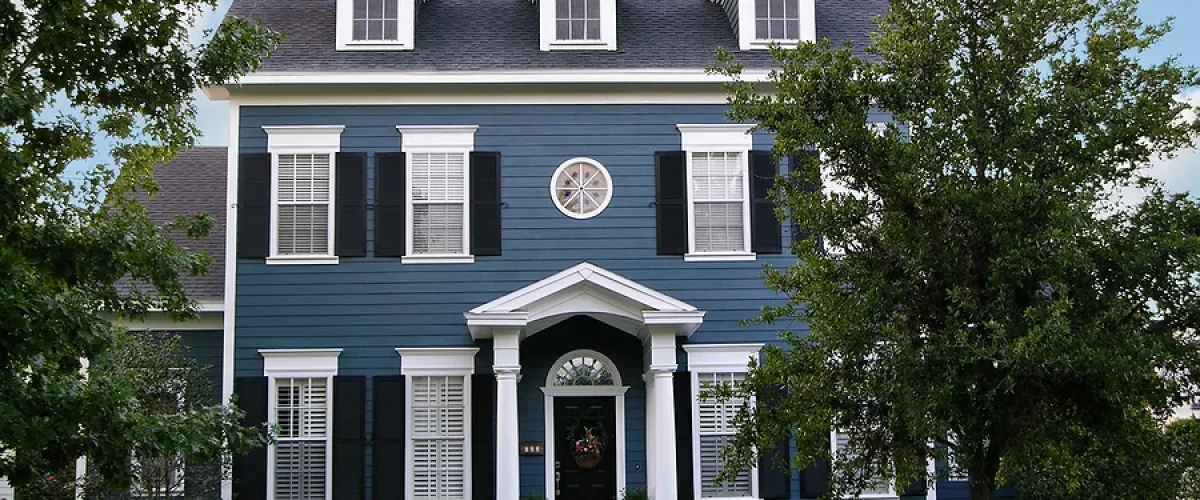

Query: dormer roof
left=224, top=0, right=886, bottom=73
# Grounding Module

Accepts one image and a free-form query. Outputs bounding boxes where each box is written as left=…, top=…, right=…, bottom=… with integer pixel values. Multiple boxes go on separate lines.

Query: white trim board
left=215, top=88, right=754, bottom=106
left=221, top=102, right=239, bottom=500
left=218, top=69, right=773, bottom=88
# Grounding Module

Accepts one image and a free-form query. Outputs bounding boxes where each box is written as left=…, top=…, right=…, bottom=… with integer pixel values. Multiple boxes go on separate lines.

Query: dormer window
left=336, top=0, right=416, bottom=50
left=538, top=0, right=616, bottom=51
left=725, top=0, right=815, bottom=50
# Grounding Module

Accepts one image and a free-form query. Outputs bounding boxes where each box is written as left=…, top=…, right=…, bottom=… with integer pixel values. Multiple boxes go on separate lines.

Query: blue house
left=195, top=0, right=983, bottom=498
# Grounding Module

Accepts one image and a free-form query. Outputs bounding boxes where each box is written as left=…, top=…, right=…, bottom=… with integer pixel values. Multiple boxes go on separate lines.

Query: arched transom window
left=552, top=353, right=616, bottom=386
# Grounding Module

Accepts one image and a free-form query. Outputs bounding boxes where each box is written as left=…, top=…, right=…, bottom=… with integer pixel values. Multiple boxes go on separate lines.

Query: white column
left=644, top=373, right=657, bottom=500
left=646, top=326, right=678, bottom=500
left=494, top=329, right=522, bottom=500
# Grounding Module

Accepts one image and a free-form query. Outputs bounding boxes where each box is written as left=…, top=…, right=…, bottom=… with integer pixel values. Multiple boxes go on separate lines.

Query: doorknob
left=555, top=470, right=561, bottom=496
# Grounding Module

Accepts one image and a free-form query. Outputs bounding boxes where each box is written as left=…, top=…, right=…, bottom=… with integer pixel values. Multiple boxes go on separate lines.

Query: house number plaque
left=519, top=442, right=545, bottom=456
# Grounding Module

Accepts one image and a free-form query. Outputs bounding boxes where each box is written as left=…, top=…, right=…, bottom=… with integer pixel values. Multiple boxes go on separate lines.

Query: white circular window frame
left=549, top=157, right=613, bottom=219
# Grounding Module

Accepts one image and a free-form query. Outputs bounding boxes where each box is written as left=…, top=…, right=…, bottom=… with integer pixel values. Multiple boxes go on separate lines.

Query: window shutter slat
left=470, top=152, right=502, bottom=257
left=656, top=151, right=688, bottom=255
left=374, top=153, right=406, bottom=257
left=750, top=151, right=782, bottom=254
left=233, top=377, right=268, bottom=500
left=673, top=371, right=695, bottom=500
left=237, top=154, right=271, bottom=258
left=336, top=153, right=368, bottom=257
left=373, top=375, right=406, bottom=500
left=333, top=376, right=366, bottom=500
left=757, top=385, right=791, bottom=499
left=788, top=152, right=821, bottom=248
left=471, top=374, right=496, bottom=500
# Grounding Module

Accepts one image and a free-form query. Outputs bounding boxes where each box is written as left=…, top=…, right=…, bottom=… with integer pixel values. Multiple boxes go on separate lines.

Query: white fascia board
left=260, top=348, right=343, bottom=376
left=224, top=69, right=773, bottom=87
left=263, top=125, right=346, bottom=153
left=396, top=125, right=479, bottom=152
left=396, top=347, right=480, bottom=376
left=683, top=343, right=764, bottom=372
left=678, top=123, right=756, bottom=151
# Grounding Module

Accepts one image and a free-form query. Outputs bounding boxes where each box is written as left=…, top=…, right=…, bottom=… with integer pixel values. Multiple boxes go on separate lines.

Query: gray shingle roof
left=121, top=147, right=227, bottom=301
left=226, top=0, right=887, bottom=72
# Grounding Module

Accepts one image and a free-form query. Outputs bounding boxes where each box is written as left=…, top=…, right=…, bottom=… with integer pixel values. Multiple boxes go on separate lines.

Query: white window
left=397, top=126, right=478, bottom=264
left=336, top=0, right=415, bottom=50
left=678, top=124, right=756, bottom=262
left=734, top=0, right=815, bottom=50
left=550, top=157, right=613, bottom=219
left=538, top=0, right=617, bottom=50
left=133, top=381, right=186, bottom=497
left=754, top=0, right=800, bottom=41
left=396, top=348, right=479, bottom=500
left=261, top=349, right=342, bottom=500
left=264, top=126, right=345, bottom=265
left=831, top=431, right=897, bottom=499
left=411, top=376, right=468, bottom=499
left=684, top=344, right=764, bottom=499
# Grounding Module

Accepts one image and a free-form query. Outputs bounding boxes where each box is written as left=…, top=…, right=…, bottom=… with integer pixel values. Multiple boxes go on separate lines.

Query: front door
left=554, top=396, right=618, bottom=500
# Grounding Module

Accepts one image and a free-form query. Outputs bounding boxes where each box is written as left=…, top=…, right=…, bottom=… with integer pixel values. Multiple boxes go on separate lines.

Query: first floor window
left=133, top=383, right=186, bottom=496
left=697, top=372, right=753, bottom=498
left=275, top=377, right=330, bottom=500
left=353, top=0, right=398, bottom=40
left=690, top=152, right=748, bottom=253
left=410, top=375, right=468, bottom=499
left=833, top=431, right=893, bottom=497
left=409, top=152, right=468, bottom=256
left=755, top=0, right=800, bottom=40
left=276, top=153, right=333, bottom=256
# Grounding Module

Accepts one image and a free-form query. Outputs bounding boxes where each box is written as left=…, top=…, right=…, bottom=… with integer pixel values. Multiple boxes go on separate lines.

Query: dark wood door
left=554, top=397, right=618, bottom=500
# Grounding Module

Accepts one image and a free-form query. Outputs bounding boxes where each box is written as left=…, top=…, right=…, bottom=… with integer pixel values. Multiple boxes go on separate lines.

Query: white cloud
left=1145, top=89, right=1200, bottom=196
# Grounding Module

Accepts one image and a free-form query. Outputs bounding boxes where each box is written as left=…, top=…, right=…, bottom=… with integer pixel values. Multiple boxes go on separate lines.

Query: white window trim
left=336, top=0, right=416, bottom=51
left=550, top=157, right=614, bottom=219
left=736, top=0, right=816, bottom=50
left=260, top=349, right=342, bottom=500
left=539, top=0, right=618, bottom=51
left=684, top=344, right=764, bottom=500
left=394, top=348, right=478, bottom=500
left=677, top=124, right=756, bottom=262
left=263, top=125, right=345, bottom=265
left=829, top=430, right=900, bottom=500
left=396, top=126, right=479, bottom=264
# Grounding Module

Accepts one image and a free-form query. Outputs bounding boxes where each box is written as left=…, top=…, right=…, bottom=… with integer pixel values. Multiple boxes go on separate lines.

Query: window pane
left=385, top=0, right=397, bottom=19
left=570, top=0, right=585, bottom=18
left=694, top=203, right=745, bottom=252
left=785, top=19, right=798, bottom=40
left=570, top=20, right=586, bottom=40
left=556, top=0, right=569, bottom=18
left=354, top=0, right=368, bottom=19
left=277, top=154, right=331, bottom=203
left=277, top=205, right=330, bottom=255
left=556, top=20, right=570, bottom=39
left=413, top=204, right=464, bottom=255
left=691, top=152, right=744, bottom=201
left=755, top=0, right=768, bottom=13
left=768, top=0, right=784, bottom=16
left=353, top=20, right=367, bottom=40
left=586, top=0, right=600, bottom=17
left=585, top=20, right=600, bottom=40
left=276, top=441, right=328, bottom=500
left=410, top=153, right=465, bottom=202
left=384, top=20, right=397, bottom=41
left=756, top=20, right=769, bottom=39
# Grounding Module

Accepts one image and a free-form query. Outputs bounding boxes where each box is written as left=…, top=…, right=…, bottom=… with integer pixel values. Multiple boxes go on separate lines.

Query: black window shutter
left=674, top=371, right=695, bottom=500
left=471, top=374, right=497, bottom=500
left=750, top=151, right=782, bottom=254
left=237, top=154, right=271, bottom=258
left=333, top=376, right=366, bottom=500
left=336, top=153, right=368, bottom=258
left=757, top=385, right=791, bottom=499
left=470, top=152, right=502, bottom=257
left=788, top=152, right=821, bottom=247
left=232, top=376, right=268, bottom=500
left=903, top=478, right=929, bottom=496
left=656, top=152, right=688, bottom=255
left=373, top=375, right=406, bottom=500
left=374, top=153, right=407, bottom=258
left=798, top=431, right=831, bottom=498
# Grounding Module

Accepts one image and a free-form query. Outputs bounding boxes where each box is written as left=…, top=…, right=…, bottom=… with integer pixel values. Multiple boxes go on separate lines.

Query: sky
left=178, top=0, right=1199, bottom=196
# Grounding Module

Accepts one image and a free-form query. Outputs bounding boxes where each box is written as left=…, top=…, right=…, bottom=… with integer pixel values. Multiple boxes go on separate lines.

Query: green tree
left=710, top=0, right=1200, bottom=498
left=0, top=0, right=279, bottom=493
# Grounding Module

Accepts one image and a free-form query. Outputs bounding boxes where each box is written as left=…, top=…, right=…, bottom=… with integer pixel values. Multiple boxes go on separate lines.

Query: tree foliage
left=710, top=0, right=1200, bottom=498
left=0, top=0, right=280, bottom=492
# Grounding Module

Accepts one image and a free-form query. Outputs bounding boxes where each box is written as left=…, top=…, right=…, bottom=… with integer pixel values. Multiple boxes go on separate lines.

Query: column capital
left=648, top=365, right=678, bottom=374
left=494, top=365, right=522, bottom=376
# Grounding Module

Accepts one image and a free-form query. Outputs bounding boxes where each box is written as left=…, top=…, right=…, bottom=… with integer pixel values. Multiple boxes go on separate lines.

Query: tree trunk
left=969, top=482, right=994, bottom=500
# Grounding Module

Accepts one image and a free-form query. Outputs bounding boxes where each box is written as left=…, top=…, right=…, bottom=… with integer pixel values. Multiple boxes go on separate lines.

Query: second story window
left=755, top=0, right=800, bottom=41
left=397, top=126, right=480, bottom=264
left=261, top=125, right=345, bottom=265
left=353, top=0, right=398, bottom=41
left=690, top=152, right=748, bottom=253
left=556, top=0, right=601, bottom=41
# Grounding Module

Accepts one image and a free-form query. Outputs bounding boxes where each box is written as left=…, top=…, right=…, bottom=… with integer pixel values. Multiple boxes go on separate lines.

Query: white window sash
left=261, top=349, right=339, bottom=500
left=830, top=431, right=897, bottom=499
left=685, top=151, right=752, bottom=255
left=269, top=152, right=337, bottom=260
left=406, top=375, right=472, bottom=500
left=691, top=372, right=758, bottom=499
left=405, top=151, right=472, bottom=259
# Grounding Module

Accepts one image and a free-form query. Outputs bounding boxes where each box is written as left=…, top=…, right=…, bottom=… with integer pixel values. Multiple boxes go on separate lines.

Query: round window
left=550, top=158, right=612, bottom=219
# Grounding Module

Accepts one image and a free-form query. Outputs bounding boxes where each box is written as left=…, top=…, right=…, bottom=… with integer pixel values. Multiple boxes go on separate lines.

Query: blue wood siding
left=176, top=330, right=224, bottom=405
left=235, top=103, right=894, bottom=499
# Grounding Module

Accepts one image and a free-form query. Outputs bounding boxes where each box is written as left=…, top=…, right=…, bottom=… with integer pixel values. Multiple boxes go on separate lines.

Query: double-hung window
left=396, top=348, right=478, bottom=500
left=261, top=349, right=342, bottom=500
left=684, top=344, right=764, bottom=499
left=831, top=431, right=897, bottom=498
left=397, top=126, right=478, bottom=264
left=678, top=124, right=755, bottom=261
left=133, top=380, right=186, bottom=497
left=264, top=126, right=345, bottom=265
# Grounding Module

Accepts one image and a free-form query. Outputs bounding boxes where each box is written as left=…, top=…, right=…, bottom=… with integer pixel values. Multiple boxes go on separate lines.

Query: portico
left=464, top=262, right=705, bottom=500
